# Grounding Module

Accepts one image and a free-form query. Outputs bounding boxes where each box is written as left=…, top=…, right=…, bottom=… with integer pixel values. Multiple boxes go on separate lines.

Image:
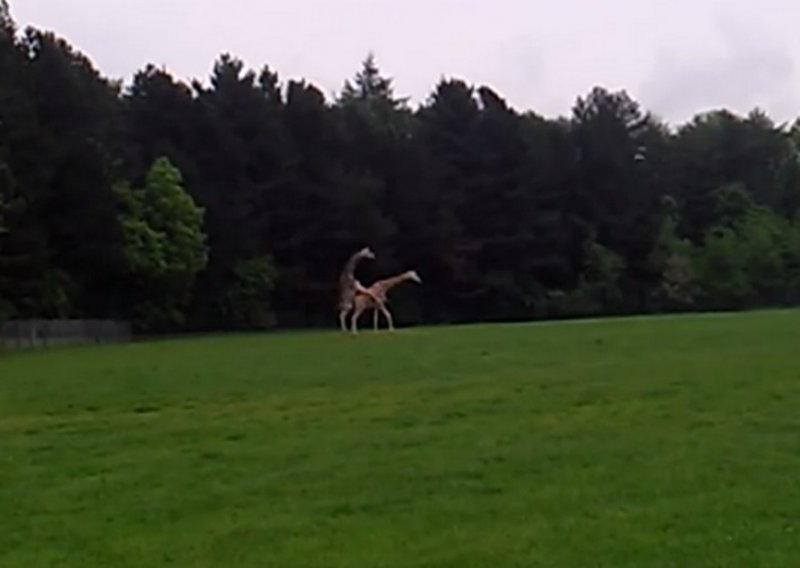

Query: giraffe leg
left=350, top=304, right=365, bottom=335
left=338, top=309, right=348, bottom=333
left=380, top=305, right=394, bottom=332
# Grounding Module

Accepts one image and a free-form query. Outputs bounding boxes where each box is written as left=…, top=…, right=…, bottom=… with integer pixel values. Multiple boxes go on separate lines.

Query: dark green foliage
left=691, top=207, right=800, bottom=309
left=116, top=157, right=207, bottom=330
left=2, top=1, right=800, bottom=330
left=221, top=256, right=277, bottom=329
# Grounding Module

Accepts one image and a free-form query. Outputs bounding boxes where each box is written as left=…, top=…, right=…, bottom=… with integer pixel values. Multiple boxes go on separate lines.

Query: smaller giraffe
left=337, top=246, right=380, bottom=332
left=351, top=269, right=422, bottom=334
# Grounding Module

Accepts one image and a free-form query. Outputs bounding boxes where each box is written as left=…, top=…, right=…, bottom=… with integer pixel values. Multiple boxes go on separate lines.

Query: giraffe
left=351, top=269, right=422, bottom=334
left=336, top=246, right=380, bottom=332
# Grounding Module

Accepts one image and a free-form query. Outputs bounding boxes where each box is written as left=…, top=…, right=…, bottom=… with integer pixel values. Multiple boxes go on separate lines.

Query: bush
left=221, top=256, right=278, bottom=329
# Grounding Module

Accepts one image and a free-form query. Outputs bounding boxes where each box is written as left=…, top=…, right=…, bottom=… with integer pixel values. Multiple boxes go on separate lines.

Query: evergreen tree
left=1, top=16, right=800, bottom=330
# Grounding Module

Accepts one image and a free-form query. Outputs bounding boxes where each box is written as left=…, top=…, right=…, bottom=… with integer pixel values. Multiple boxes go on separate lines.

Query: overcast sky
left=10, top=0, right=800, bottom=125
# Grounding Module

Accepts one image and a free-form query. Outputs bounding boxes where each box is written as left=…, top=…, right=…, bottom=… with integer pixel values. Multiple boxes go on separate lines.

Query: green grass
left=2, top=311, right=800, bottom=567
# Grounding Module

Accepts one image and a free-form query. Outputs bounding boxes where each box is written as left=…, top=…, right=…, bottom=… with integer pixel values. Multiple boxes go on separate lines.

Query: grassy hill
left=2, top=311, right=799, bottom=566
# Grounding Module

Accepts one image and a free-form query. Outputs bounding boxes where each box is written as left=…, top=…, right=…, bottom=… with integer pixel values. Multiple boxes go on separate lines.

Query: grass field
left=2, top=310, right=800, bottom=566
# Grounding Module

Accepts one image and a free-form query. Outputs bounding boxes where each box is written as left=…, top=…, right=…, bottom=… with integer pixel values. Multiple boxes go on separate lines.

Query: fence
left=0, top=319, right=132, bottom=350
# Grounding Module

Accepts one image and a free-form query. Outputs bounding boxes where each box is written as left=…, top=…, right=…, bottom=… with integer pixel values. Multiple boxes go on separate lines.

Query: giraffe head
left=357, top=246, right=376, bottom=260
left=405, top=270, right=422, bottom=284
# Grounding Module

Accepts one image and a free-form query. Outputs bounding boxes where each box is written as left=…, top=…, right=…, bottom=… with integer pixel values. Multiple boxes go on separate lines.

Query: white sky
left=10, top=0, right=800, bottom=124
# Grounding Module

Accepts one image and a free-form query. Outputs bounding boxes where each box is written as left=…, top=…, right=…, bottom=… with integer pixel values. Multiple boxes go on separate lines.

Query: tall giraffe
left=337, top=246, right=380, bottom=332
left=351, top=269, right=422, bottom=333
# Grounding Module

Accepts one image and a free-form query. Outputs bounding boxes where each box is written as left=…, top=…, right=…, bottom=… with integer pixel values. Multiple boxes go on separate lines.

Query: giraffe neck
left=373, top=273, right=413, bottom=296
left=341, top=251, right=366, bottom=283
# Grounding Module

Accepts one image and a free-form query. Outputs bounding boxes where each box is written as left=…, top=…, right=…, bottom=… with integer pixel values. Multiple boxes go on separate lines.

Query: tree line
left=2, top=1, right=800, bottom=332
